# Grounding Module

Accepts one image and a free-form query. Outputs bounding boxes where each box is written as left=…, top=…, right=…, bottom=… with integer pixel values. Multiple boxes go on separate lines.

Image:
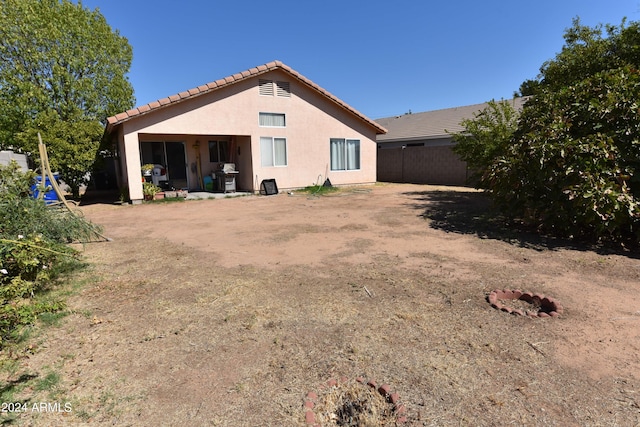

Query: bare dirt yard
left=6, top=183, right=640, bottom=426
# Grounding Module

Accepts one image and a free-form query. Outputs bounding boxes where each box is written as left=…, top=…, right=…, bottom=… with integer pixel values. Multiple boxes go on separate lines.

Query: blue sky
left=80, top=0, right=639, bottom=119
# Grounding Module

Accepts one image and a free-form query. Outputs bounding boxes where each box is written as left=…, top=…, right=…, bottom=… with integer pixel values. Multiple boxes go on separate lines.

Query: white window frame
left=260, top=136, right=288, bottom=167
left=330, top=138, right=361, bottom=171
left=259, top=112, right=286, bottom=128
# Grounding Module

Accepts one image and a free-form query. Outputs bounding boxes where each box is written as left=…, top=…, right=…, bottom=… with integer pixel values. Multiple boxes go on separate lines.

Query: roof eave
left=105, top=60, right=387, bottom=136
left=377, top=133, right=453, bottom=143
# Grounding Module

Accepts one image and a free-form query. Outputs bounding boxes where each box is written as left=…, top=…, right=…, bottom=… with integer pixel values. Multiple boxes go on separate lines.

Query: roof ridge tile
left=106, top=60, right=386, bottom=134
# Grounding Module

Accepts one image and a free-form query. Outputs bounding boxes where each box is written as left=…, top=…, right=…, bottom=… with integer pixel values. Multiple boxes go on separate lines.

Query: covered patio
left=133, top=133, right=253, bottom=196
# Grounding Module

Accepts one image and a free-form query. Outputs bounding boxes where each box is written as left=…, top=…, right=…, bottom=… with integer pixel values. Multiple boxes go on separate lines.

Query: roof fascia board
left=377, top=134, right=453, bottom=143
left=106, top=61, right=387, bottom=135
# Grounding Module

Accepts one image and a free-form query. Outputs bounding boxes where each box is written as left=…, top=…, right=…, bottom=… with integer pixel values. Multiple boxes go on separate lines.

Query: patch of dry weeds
left=3, top=184, right=639, bottom=426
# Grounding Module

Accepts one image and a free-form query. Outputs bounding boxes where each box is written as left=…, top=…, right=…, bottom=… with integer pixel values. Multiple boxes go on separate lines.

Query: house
left=104, top=60, right=387, bottom=203
left=0, top=150, right=29, bottom=171
left=375, top=98, right=527, bottom=186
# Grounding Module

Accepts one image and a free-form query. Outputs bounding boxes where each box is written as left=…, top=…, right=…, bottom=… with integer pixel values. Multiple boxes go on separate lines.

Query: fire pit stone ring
left=488, top=289, right=563, bottom=318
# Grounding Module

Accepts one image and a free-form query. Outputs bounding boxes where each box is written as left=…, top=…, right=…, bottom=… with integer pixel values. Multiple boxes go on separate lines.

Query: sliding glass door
left=140, top=141, right=188, bottom=189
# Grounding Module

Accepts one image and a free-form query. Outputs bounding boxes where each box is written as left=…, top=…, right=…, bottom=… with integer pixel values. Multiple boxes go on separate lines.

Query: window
left=258, top=79, right=291, bottom=97
left=259, top=112, right=286, bottom=127
left=209, top=140, right=230, bottom=163
left=330, top=138, right=360, bottom=171
left=260, top=137, right=287, bottom=167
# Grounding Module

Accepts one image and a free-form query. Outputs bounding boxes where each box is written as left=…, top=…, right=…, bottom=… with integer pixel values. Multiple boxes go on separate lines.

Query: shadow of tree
left=0, top=372, right=38, bottom=396
left=0, top=372, right=37, bottom=424
left=402, top=189, right=593, bottom=253
left=78, top=188, right=121, bottom=206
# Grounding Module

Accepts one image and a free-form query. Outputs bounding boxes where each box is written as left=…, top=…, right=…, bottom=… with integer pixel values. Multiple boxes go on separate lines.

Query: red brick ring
left=487, top=289, right=563, bottom=318
left=304, top=376, right=407, bottom=425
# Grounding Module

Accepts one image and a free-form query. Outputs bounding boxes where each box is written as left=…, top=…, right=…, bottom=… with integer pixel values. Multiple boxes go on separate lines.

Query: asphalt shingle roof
left=375, top=97, right=528, bottom=142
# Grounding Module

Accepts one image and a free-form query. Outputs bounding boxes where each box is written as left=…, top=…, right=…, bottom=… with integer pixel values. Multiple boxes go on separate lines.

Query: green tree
left=490, top=67, right=640, bottom=242
left=518, top=18, right=640, bottom=96
left=450, top=99, right=520, bottom=188
left=455, top=18, right=640, bottom=244
left=0, top=0, right=134, bottom=198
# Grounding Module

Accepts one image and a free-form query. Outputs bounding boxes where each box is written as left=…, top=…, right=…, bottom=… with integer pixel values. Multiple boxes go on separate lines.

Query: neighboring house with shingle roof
left=104, top=60, right=386, bottom=203
left=375, top=97, right=527, bottom=185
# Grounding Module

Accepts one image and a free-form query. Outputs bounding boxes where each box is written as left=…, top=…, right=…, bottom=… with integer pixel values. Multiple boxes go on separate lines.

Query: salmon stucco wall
left=115, top=68, right=379, bottom=199
left=249, top=70, right=377, bottom=190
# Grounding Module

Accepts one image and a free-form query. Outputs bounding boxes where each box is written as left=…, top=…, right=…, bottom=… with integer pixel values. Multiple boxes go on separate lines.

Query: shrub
left=0, top=234, right=74, bottom=343
left=488, top=67, right=640, bottom=243
left=451, top=99, right=520, bottom=188
left=0, top=161, right=100, bottom=345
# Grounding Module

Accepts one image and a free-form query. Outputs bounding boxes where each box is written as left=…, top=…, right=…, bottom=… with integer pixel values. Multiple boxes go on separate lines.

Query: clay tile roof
left=105, top=60, right=386, bottom=135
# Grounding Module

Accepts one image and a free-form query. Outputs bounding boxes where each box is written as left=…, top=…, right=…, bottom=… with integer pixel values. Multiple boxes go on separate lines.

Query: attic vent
left=259, top=79, right=274, bottom=96
left=276, top=81, right=291, bottom=97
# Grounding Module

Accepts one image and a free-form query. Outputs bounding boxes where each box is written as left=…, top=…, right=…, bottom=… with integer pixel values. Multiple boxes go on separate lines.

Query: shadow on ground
left=77, top=189, right=121, bottom=206
left=403, top=189, right=592, bottom=253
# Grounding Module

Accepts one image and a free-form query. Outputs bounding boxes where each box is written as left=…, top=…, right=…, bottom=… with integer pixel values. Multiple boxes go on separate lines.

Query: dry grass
left=313, top=380, right=396, bottom=426
left=3, top=184, right=639, bottom=426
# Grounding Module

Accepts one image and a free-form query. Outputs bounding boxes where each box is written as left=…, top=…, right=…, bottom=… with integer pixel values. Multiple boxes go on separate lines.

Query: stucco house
left=104, top=60, right=386, bottom=203
left=375, top=98, right=527, bottom=186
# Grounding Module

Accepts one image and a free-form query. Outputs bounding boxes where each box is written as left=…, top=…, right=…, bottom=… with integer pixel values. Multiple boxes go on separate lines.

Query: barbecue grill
left=214, top=163, right=238, bottom=193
